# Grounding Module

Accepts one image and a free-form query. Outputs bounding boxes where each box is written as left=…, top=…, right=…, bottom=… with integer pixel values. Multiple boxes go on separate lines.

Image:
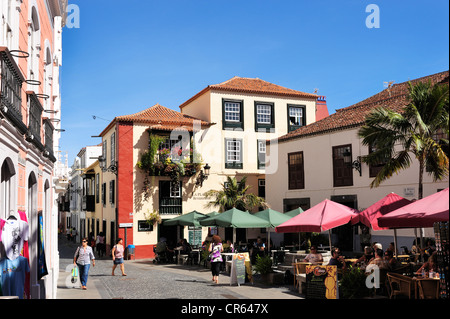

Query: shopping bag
left=71, top=266, right=79, bottom=284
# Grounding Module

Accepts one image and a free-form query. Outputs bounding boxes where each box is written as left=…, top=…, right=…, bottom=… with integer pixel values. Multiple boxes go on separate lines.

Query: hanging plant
left=145, top=209, right=162, bottom=225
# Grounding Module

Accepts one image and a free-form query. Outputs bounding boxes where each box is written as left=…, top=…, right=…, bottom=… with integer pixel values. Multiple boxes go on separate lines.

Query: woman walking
left=74, top=237, right=95, bottom=290
left=112, top=238, right=127, bottom=276
left=208, top=235, right=223, bottom=284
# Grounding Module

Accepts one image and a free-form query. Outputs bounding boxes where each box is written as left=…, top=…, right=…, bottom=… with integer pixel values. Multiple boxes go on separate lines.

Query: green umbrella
left=163, top=210, right=207, bottom=227
left=164, top=210, right=208, bottom=247
left=254, top=209, right=291, bottom=228
left=285, top=207, right=304, bottom=218
left=200, top=208, right=270, bottom=244
left=254, top=209, right=292, bottom=252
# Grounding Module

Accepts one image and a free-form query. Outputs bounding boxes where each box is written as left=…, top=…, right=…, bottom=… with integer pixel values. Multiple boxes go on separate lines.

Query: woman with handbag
left=112, top=238, right=127, bottom=276
left=74, top=237, right=95, bottom=290
left=208, top=235, right=223, bottom=284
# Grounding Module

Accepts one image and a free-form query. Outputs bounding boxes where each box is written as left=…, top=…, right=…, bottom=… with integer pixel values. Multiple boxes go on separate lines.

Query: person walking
left=73, top=237, right=95, bottom=290
left=112, top=238, right=127, bottom=276
left=208, top=235, right=223, bottom=284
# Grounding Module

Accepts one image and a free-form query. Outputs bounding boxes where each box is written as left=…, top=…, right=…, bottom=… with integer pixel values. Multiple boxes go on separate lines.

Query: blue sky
left=60, top=0, right=449, bottom=164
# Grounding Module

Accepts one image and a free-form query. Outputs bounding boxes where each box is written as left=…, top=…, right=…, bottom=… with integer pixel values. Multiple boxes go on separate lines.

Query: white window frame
left=170, top=182, right=181, bottom=198
left=226, top=140, right=242, bottom=163
left=224, top=102, right=241, bottom=122
left=256, top=104, right=272, bottom=124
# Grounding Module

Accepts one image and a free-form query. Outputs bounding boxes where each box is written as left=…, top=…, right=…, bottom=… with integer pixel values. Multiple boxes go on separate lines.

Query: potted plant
left=339, top=266, right=371, bottom=299
left=254, top=255, right=283, bottom=284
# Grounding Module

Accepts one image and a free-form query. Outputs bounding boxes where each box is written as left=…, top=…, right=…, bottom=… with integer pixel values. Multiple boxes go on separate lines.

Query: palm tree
left=358, top=80, right=449, bottom=199
left=204, top=176, right=269, bottom=212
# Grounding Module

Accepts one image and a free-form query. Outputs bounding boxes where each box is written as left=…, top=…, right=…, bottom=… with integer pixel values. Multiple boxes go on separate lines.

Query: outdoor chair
left=387, top=273, right=415, bottom=299
left=391, top=263, right=413, bottom=276
left=417, top=279, right=440, bottom=299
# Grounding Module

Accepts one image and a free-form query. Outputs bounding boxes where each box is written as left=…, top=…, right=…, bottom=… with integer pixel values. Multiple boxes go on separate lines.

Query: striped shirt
left=74, top=246, right=95, bottom=265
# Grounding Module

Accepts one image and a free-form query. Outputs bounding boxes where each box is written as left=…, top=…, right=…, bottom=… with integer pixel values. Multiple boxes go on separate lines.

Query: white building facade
left=266, top=71, right=449, bottom=252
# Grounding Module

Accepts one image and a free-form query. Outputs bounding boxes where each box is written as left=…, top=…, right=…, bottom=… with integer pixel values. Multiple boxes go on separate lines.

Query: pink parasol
left=275, top=199, right=360, bottom=233
left=378, top=188, right=449, bottom=228
left=352, top=193, right=412, bottom=231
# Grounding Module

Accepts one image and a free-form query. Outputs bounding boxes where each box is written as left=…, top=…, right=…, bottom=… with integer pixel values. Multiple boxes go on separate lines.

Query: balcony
left=137, top=134, right=202, bottom=184
left=82, top=195, right=95, bottom=212
left=0, top=47, right=27, bottom=134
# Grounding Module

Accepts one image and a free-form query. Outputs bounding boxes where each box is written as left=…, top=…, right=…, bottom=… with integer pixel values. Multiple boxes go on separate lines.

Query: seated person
left=252, top=237, right=266, bottom=263
left=155, top=237, right=174, bottom=261
left=366, top=249, right=389, bottom=273
left=384, top=250, right=400, bottom=270
left=328, top=248, right=346, bottom=270
left=353, top=246, right=374, bottom=266
left=304, top=246, right=323, bottom=265
left=416, top=251, right=438, bottom=276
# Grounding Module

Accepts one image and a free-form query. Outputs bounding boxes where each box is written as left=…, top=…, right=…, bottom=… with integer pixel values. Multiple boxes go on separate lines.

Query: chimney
left=315, top=95, right=329, bottom=121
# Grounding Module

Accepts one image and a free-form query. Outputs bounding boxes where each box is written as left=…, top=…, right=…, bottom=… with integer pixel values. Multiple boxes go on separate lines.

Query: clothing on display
left=0, top=218, right=30, bottom=261
left=0, top=256, right=30, bottom=299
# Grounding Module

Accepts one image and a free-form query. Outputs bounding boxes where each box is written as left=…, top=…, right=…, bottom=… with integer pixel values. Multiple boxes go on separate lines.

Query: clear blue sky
left=60, top=0, right=449, bottom=164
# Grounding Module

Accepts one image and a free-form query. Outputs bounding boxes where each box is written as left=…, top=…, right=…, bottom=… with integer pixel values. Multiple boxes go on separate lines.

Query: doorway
left=330, top=195, right=357, bottom=252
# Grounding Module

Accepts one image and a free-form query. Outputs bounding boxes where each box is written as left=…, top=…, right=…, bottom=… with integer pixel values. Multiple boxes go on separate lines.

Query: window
left=255, top=102, right=275, bottom=132
left=95, top=174, right=99, bottom=203
left=109, top=180, right=115, bottom=204
left=368, top=144, right=386, bottom=178
left=288, top=104, right=306, bottom=132
left=257, top=139, right=266, bottom=169
left=110, top=133, right=115, bottom=165
left=333, top=145, right=353, bottom=187
left=170, top=182, right=181, bottom=198
left=258, top=179, right=266, bottom=198
left=1, top=158, right=16, bottom=219
left=225, top=138, right=243, bottom=169
left=101, top=183, right=106, bottom=205
left=223, top=99, right=244, bottom=130
left=225, top=102, right=240, bottom=122
left=102, top=140, right=107, bottom=164
left=288, top=152, right=305, bottom=190
left=159, top=181, right=182, bottom=215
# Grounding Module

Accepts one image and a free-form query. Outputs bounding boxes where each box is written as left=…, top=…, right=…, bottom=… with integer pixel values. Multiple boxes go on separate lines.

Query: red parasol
left=378, top=188, right=449, bottom=228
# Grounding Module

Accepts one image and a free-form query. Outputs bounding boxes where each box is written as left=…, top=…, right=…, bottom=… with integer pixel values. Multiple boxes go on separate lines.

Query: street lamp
left=196, top=163, right=211, bottom=187
left=343, top=148, right=362, bottom=176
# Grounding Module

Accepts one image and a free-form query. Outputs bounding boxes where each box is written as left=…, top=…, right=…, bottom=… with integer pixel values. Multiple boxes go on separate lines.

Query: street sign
left=119, top=223, right=133, bottom=228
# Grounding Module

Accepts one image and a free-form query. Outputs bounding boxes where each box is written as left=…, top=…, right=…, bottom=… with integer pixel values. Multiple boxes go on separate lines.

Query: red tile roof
left=180, top=76, right=317, bottom=109
left=276, top=71, right=449, bottom=144
left=99, top=104, right=212, bottom=136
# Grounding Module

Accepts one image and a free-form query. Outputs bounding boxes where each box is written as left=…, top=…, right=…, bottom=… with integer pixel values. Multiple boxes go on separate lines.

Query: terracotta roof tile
left=277, top=70, right=449, bottom=143
left=99, top=104, right=212, bottom=136
left=180, top=76, right=317, bottom=109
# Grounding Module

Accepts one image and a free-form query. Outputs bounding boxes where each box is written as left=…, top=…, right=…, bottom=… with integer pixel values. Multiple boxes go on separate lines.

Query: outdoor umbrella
left=163, top=210, right=208, bottom=246
left=163, top=210, right=207, bottom=227
left=351, top=193, right=412, bottom=256
left=378, top=188, right=449, bottom=229
left=254, top=209, right=292, bottom=252
left=353, top=193, right=412, bottom=231
left=200, top=208, right=271, bottom=244
left=284, top=207, right=304, bottom=218
left=275, top=199, right=360, bottom=251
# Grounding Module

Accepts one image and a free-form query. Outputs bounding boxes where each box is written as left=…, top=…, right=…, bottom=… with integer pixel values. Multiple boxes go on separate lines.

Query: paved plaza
left=56, top=236, right=302, bottom=300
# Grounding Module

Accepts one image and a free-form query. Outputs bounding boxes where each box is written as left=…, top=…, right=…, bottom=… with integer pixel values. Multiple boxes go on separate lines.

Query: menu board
left=305, top=265, right=337, bottom=299
left=188, top=226, right=202, bottom=247
left=230, top=253, right=252, bottom=286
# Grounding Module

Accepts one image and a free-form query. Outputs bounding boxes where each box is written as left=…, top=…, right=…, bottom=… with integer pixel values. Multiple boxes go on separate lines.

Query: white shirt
left=1, top=219, right=29, bottom=260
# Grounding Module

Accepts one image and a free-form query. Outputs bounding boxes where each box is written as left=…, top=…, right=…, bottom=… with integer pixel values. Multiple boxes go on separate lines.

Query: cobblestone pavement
left=57, top=235, right=302, bottom=300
